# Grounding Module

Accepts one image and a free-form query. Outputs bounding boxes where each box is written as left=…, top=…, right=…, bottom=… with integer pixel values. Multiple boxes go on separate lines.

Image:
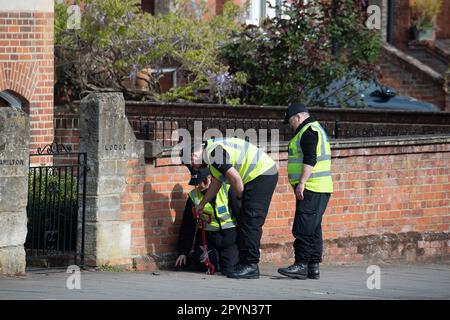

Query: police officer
left=278, top=103, right=333, bottom=280
left=191, top=138, right=278, bottom=279
left=175, top=167, right=239, bottom=276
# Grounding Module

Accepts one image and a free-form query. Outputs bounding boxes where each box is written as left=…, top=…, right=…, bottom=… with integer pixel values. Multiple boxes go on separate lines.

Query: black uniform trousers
left=238, top=170, right=279, bottom=265
left=293, top=189, right=331, bottom=263
left=192, top=227, right=239, bottom=275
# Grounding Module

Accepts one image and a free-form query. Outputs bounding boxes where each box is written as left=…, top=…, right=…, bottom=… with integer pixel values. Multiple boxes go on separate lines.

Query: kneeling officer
left=175, top=167, right=239, bottom=276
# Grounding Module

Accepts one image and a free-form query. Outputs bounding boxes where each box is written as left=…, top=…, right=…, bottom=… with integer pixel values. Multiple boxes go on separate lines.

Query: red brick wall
left=0, top=10, right=54, bottom=158
left=121, top=159, right=146, bottom=257
left=392, top=0, right=412, bottom=50
left=54, top=107, right=449, bottom=267
left=209, top=0, right=246, bottom=15
left=378, top=48, right=448, bottom=111
left=436, top=0, right=450, bottom=39
left=126, top=142, right=449, bottom=268
left=54, top=111, right=79, bottom=152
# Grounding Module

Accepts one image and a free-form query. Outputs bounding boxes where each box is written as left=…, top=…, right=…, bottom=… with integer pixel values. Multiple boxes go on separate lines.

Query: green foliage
left=411, top=0, right=442, bottom=31
left=55, top=0, right=382, bottom=107
left=55, top=0, right=245, bottom=103
left=159, top=83, right=198, bottom=102
left=28, top=169, right=78, bottom=205
left=221, top=0, right=382, bottom=107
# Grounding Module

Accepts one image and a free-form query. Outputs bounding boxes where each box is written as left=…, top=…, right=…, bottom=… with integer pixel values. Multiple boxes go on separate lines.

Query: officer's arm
left=225, top=167, right=244, bottom=200
left=299, top=164, right=314, bottom=184
left=296, top=129, right=318, bottom=200
left=177, top=198, right=196, bottom=256
left=198, top=177, right=222, bottom=209
left=299, top=129, right=318, bottom=183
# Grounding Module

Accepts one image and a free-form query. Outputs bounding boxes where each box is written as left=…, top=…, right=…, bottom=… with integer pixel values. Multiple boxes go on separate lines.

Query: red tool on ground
left=192, top=207, right=215, bottom=275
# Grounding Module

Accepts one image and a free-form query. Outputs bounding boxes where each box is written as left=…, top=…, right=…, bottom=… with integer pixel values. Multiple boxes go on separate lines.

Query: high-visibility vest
left=188, top=184, right=237, bottom=231
left=288, top=121, right=333, bottom=193
left=205, top=137, right=276, bottom=185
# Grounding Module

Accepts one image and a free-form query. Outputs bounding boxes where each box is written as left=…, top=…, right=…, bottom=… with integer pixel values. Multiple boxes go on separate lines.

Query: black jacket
left=294, top=116, right=319, bottom=167
left=176, top=188, right=240, bottom=256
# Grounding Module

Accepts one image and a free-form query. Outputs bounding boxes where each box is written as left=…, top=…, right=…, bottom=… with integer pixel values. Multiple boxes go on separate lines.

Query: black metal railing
left=124, top=102, right=450, bottom=147
left=128, top=116, right=289, bottom=148
left=25, top=142, right=87, bottom=267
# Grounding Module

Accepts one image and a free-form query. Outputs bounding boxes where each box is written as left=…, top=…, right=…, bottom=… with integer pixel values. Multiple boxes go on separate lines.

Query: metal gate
left=25, top=141, right=87, bottom=267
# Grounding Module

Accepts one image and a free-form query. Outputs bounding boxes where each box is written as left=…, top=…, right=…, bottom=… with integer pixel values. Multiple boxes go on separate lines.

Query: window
left=0, top=91, right=22, bottom=110
left=141, top=0, right=156, bottom=14
left=245, top=0, right=282, bottom=25
left=142, top=0, right=172, bottom=15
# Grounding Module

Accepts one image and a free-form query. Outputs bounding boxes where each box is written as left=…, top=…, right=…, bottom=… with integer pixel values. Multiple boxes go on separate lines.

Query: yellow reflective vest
left=288, top=121, right=333, bottom=193
left=205, top=137, right=276, bottom=185
left=188, top=184, right=237, bottom=231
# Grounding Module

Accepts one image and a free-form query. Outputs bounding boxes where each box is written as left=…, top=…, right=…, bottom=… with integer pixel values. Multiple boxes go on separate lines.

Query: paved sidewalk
left=1, top=262, right=449, bottom=300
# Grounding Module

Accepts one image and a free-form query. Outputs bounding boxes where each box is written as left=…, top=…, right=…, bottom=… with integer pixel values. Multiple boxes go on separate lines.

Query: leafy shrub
left=411, top=0, right=442, bottom=31
left=221, top=0, right=381, bottom=107
left=55, top=0, right=245, bottom=103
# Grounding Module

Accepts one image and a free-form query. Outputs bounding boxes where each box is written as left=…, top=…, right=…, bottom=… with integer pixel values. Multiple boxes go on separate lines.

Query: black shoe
left=277, top=263, right=308, bottom=279
left=307, top=262, right=320, bottom=280
left=227, top=264, right=260, bottom=279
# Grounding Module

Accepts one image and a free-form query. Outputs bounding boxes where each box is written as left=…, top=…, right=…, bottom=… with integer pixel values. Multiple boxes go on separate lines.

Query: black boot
left=277, top=263, right=308, bottom=280
left=307, top=262, right=320, bottom=280
left=227, top=263, right=260, bottom=279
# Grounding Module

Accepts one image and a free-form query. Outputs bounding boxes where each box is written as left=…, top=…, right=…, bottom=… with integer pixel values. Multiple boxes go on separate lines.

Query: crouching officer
left=191, top=138, right=278, bottom=279
left=278, top=103, right=333, bottom=280
left=175, top=167, right=239, bottom=276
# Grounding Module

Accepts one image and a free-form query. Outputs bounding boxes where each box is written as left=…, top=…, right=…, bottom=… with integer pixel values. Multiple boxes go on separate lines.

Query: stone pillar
left=0, top=106, right=29, bottom=275
left=79, top=93, right=143, bottom=267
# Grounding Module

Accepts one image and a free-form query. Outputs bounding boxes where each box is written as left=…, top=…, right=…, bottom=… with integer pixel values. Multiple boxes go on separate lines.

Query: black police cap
left=188, top=167, right=210, bottom=186
left=283, top=103, right=308, bottom=124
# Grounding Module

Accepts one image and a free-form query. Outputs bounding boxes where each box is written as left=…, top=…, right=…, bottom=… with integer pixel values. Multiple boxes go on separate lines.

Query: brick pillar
left=0, top=0, right=54, bottom=161
left=436, top=0, right=450, bottom=39
left=79, top=92, right=144, bottom=267
left=393, top=0, right=411, bottom=50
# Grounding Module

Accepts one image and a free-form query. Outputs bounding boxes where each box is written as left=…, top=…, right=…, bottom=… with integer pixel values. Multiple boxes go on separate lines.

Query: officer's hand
left=296, top=183, right=305, bottom=201
left=195, top=204, right=204, bottom=216
left=175, top=255, right=187, bottom=267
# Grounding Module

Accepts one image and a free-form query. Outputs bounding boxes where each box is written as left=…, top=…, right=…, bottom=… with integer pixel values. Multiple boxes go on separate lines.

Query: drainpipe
left=387, top=0, right=395, bottom=45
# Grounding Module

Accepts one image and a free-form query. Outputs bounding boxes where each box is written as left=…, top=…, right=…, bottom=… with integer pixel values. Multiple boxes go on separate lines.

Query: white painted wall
left=0, top=0, right=54, bottom=12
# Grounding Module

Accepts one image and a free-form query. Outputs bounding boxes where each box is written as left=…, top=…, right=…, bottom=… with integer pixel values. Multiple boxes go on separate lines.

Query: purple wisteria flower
left=125, top=11, right=133, bottom=22
left=215, top=72, right=233, bottom=87
left=98, top=13, right=106, bottom=27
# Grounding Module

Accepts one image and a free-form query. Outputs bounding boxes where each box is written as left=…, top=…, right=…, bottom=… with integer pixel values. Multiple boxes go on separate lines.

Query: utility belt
left=201, top=227, right=237, bottom=240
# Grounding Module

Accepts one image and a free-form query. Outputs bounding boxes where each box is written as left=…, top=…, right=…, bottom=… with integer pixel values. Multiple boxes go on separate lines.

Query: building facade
left=0, top=0, right=54, bottom=156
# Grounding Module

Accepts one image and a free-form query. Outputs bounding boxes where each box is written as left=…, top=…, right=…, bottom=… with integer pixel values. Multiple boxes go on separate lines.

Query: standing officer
left=278, top=103, right=333, bottom=280
left=191, top=138, right=278, bottom=279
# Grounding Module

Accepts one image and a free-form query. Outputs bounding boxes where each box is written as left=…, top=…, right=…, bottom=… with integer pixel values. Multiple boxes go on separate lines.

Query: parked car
left=312, top=78, right=440, bottom=112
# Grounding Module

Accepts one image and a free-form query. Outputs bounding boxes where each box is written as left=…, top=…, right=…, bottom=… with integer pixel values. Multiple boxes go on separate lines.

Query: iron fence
left=25, top=142, right=87, bottom=267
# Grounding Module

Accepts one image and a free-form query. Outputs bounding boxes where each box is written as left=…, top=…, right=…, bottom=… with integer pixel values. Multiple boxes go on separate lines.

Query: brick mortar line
left=332, top=149, right=450, bottom=159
